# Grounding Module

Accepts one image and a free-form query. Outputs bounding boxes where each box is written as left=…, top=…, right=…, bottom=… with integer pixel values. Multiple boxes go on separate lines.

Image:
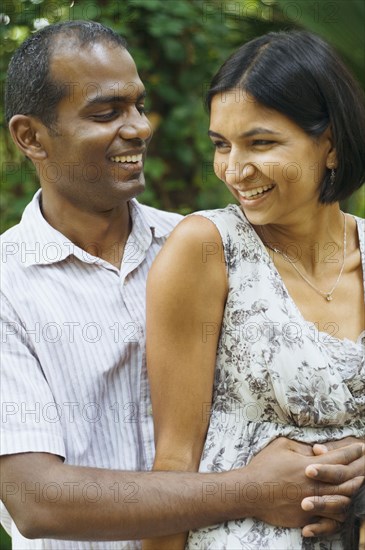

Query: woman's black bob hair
left=206, top=31, right=365, bottom=203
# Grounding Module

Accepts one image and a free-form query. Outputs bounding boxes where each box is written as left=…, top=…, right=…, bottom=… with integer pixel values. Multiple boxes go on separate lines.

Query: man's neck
left=40, top=192, right=132, bottom=269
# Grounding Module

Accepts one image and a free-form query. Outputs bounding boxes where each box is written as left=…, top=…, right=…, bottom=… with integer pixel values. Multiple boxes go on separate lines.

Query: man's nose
left=118, top=109, right=152, bottom=141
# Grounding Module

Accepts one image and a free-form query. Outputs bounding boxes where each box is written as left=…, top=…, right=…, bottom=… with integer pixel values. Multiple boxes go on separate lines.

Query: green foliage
left=0, top=524, right=11, bottom=549
left=1, top=0, right=364, bottom=235
left=0, top=2, right=363, bottom=547
left=275, top=0, right=365, bottom=88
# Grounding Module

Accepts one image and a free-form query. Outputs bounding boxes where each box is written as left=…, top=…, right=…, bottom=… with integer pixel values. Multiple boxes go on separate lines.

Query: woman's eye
left=212, top=141, right=230, bottom=150
left=252, top=139, right=275, bottom=146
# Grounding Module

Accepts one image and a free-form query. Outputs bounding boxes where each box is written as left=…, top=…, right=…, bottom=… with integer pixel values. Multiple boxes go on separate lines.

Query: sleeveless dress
left=186, top=205, right=365, bottom=550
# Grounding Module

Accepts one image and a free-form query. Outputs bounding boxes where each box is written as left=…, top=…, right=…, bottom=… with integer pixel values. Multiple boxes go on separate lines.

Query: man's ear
left=8, top=115, right=48, bottom=160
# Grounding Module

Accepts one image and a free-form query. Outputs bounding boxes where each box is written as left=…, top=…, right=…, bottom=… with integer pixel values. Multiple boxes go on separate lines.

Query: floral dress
left=186, top=205, right=365, bottom=550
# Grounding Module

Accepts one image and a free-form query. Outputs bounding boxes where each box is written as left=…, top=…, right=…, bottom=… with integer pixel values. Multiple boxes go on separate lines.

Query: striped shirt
left=0, top=190, right=182, bottom=549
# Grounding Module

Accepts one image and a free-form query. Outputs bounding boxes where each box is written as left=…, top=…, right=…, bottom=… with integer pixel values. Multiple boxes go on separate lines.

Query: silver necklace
left=261, top=213, right=347, bottom=302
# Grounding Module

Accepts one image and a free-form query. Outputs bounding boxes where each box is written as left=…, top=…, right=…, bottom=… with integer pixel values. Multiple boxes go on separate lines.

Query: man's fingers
left=302, top=518, right=343, bottom=538
left=301, top=494, right=350, bottom=517
left=312, top=476, right=364, bottom=498
left=306, top=444, right=365, bottom=483
left=313, top=437, right=365, bottom=454
left=306, top=455, right=365, bottom=485
left=313, top=442, right=365, bottom=466
left=312, top=443, right=328, bottom=456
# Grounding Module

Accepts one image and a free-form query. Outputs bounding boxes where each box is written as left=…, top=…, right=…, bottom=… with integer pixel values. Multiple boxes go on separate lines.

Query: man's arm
left=1, top=442, right=364, bottom=541
left=2, top=452, right=240, bottom=541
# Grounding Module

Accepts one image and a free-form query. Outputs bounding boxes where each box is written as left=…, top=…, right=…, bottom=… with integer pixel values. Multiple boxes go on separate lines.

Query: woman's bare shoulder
left=148, top=214, right=226, bottom=286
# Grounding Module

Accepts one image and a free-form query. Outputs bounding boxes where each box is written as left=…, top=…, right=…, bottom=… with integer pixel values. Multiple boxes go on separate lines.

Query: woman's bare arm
left=143, top=216, right=228, bottom=549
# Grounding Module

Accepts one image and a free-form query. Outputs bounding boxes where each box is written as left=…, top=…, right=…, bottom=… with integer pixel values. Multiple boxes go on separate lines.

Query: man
left=1, top=20, right=363, bottom=549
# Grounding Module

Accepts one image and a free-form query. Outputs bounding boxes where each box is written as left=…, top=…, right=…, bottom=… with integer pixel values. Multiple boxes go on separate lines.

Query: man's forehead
left=49, top=39, right=137, bottom=81
left=49, top=39, right=144, bottom=101
left=51, top=34, right=127, bottom=57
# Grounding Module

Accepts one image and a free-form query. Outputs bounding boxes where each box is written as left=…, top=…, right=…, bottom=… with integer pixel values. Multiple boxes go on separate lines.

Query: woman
left=144, top=31, right=365, bottom=549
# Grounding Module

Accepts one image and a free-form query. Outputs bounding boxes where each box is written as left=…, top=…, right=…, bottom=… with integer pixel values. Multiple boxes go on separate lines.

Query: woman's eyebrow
left=239, top=127, right=280, bottom=138
left=208, top=127, right=280, bottom=139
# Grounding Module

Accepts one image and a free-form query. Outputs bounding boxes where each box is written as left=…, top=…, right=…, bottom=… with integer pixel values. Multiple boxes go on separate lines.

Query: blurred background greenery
left=1, top=0, right=364, bottom=237
left=0, top=0, right=364, bottom=546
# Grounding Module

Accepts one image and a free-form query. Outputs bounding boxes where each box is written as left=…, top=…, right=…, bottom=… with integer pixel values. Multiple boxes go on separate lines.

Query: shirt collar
left=129, top=198, right=177, bottom=239
left=17, top=190, right=76, bottom=267
left=18, top=191, right=170, bottom=268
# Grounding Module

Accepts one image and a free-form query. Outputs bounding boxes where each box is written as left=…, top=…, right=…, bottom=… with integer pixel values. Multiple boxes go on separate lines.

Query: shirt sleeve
left=0, top=292, right=66, bottom=458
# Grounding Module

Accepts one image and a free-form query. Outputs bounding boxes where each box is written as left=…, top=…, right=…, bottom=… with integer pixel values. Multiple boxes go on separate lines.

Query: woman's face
left=209, top=90, right=336, bottom=227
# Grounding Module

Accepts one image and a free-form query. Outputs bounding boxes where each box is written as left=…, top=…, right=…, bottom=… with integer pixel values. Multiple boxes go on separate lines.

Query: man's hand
left=246, top=437, right=364, bottom=536
left=301, top=437, right=365, bottom=537
left=311, top=436, right=365, bottom=457
left=306, top=436, right=365, bottom=485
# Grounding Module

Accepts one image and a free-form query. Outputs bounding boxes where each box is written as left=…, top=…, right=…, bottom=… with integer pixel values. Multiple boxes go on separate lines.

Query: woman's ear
left=324, top=126, right=338, bottom=169
left=8, top=115, right=48, bottom=161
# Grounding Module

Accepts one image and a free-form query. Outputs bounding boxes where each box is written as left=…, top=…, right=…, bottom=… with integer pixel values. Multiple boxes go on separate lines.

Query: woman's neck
left=255, top=204, right=346, bottom=274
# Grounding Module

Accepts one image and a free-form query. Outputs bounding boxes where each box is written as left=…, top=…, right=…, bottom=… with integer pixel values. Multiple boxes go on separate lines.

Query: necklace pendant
left=261, top=212, right=346, bottom=303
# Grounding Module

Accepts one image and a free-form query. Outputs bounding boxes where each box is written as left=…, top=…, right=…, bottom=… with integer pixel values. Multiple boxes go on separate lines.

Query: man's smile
left=110, top=153, right=143, bottom=163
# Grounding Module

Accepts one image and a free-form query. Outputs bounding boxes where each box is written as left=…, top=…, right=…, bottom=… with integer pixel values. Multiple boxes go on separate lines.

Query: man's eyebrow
left=85, top=91, right=146, bottom=107
left=208, top=127, right=280, bottom=138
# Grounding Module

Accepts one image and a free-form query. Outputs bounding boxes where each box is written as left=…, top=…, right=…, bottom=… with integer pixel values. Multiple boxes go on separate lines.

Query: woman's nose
left=225, top=160, right=259, bottom=188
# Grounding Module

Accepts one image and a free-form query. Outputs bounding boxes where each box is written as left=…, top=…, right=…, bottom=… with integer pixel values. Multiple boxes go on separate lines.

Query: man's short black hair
left=5, top=20, right=128, bottom=133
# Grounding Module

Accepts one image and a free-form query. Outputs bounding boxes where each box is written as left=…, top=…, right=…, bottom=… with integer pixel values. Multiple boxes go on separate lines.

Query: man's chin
left=115, top=175, right=146, bottom=200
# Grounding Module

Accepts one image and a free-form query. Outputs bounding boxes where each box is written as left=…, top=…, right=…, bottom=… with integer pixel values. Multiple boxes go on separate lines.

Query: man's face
left=40, top=41, right=152, bottom=213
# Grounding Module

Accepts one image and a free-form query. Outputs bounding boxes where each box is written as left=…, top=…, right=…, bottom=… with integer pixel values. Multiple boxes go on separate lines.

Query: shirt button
left=147, top=405, right=153, bottom=416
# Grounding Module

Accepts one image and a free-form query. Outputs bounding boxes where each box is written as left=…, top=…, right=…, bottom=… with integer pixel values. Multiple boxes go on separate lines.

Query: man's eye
left=92, top=111, right=117, bottom=121
left=137, top=104, right=148, bottom=115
